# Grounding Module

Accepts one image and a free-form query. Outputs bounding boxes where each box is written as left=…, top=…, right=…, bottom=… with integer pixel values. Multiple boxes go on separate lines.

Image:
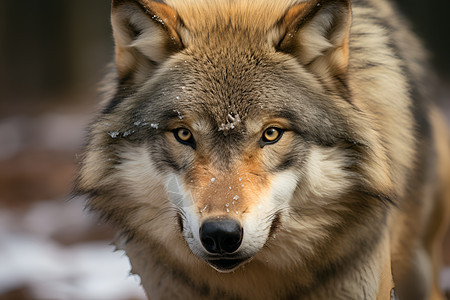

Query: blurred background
left=0, top=0, right=448, bottom=299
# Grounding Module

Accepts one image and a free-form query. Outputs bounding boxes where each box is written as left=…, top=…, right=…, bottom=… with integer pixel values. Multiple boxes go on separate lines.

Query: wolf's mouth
left=206, top=257, right=250, bottom=272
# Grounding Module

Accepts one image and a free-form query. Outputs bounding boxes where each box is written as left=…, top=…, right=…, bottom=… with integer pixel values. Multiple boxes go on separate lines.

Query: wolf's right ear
left=270, top=0, right=351, bottom=80
left=111, top=0, right=186, bottom=81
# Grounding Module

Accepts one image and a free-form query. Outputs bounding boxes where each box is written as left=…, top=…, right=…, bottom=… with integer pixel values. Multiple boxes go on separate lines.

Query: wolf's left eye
left=260, top=127, right=284, bottom=147
left=174, top=128, right=196, bottom=149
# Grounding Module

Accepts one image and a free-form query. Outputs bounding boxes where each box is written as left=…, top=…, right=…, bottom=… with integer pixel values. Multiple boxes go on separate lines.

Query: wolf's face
left=122, top=48, right=356, bottom=272
left=79, top=0, right=392, bottom=273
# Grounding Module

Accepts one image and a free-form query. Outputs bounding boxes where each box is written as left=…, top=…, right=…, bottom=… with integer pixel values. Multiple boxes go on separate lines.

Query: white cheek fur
left=116, top=144, right=167, bottom=204
left=304, top=146, right=352, bottom=200
left=164, top=174, right=205, bottom=256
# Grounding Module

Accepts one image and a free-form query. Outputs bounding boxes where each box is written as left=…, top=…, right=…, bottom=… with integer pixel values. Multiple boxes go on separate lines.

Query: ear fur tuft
left=111, top=0, right=185, bottom=80
left=273, top=0, right=352, bottom=78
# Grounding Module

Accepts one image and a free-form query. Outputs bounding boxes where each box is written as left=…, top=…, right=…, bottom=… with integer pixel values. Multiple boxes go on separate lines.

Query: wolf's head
left=78, top=0, right=394, bottom=273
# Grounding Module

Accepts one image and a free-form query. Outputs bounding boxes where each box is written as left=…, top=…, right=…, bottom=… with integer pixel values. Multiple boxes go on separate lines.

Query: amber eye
left=176, top=128, right=191, bottom=141
left=174, top=128, right=196, bottom=149
left=260, top=127, right=284, bottom=147
left=264, top=128, right=280, bottom=141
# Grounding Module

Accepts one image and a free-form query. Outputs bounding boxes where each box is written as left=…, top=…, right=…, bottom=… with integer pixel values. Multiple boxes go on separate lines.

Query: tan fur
left=375, top=236, right=394, bottom=300
left=187, top=157, right=273, bottom=217
left=426, top=107, right=450, bottom=300
left=77, top=0, right=450, bottom=299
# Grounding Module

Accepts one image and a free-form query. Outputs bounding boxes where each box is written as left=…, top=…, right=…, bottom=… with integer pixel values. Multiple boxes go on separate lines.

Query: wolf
left=76, top=0, right=450, bottom=299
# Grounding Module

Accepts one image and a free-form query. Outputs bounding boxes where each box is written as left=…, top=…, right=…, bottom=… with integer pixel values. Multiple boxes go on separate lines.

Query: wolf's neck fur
left=118, top=231, right=391, bottom=300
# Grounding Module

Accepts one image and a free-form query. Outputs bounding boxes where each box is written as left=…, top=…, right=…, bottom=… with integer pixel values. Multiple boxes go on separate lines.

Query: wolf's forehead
left=164, top=58, right=270, bottom=129
left=180, top=105, right=262, bottom=135
left=165, top=0, right=299, bottom=34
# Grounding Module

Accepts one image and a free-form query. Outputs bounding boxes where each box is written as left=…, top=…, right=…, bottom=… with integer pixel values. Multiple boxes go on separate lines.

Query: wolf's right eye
left=173, top=128, right=196, bottom=149
left=260, top=127, right=284, bottom=147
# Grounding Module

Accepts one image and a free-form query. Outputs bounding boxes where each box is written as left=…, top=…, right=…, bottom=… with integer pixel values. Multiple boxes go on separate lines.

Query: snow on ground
left=0, top=234, right=146, bottom=300
left=0, top=113, right=146, bottom=299
left=0, top=201, right=146, bottom=300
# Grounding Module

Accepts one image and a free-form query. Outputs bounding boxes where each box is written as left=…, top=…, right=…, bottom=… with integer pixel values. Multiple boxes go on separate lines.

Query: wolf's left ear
left=111, top=0, right=187, bottom=80
left=271, top=0, right=351, bottom=78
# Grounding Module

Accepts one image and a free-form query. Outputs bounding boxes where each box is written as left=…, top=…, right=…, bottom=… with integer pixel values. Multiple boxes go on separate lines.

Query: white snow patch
left=123, top=130, right=134, bottom=137
left=108, top=131, right=120, bottom=138
left=0, top=202, right=146, bottom=300
left=0, top=234, right=146, bottom=300
left=218, top=113, right=241, bottom=131
left=173, top=110, right=184, bottom=120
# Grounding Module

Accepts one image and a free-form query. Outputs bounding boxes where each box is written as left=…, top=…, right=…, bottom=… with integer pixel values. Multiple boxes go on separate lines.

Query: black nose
left=199, top=219, right=243, bottom=254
